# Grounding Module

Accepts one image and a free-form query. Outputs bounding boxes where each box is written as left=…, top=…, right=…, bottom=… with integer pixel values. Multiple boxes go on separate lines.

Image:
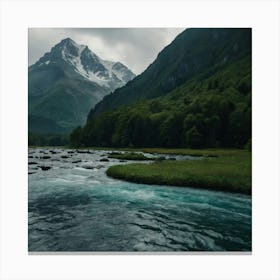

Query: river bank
left=106, top=149, right=251, bottom=195
left=29, top=147, right=251, bottom=194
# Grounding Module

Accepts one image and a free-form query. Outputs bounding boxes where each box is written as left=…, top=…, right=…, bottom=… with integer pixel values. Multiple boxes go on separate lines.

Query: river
left=28, top=147, right=251, bottom=252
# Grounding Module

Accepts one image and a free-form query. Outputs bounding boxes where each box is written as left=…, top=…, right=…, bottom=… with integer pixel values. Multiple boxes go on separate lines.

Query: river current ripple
left=28, top=148, right=251, bottom=252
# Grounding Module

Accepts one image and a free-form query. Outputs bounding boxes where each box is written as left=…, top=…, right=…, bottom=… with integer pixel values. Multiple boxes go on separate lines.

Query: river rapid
left=28, top=147, right=251, bottom=252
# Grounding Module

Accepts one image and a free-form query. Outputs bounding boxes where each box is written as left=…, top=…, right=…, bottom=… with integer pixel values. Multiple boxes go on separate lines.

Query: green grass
left=141, top=148, right=246, bottom=157
left=108, top=152, right=151, bottom=161
left=106, top=149, right=251, bottom=195
left=69, top=146, right=244, bottom=158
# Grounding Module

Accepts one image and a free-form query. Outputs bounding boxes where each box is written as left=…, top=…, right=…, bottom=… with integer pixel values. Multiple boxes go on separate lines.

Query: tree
left=185, top=126, right=203, bottom=148
left=70, top=126, right=82, bottom=147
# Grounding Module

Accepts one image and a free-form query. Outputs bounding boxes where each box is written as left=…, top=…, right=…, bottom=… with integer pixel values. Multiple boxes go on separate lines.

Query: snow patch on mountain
left=56, top=38, right=135, bottom=89
left=60, top=43, right=108, bottom=87
left=29, top=37, right=135, bottom=94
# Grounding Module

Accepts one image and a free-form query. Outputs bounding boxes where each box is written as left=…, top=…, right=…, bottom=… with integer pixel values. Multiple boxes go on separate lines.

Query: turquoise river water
left=28, top=148, right=251, bottom=252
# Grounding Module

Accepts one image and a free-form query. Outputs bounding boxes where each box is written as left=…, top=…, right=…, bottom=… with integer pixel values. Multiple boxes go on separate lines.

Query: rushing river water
left=28, top=148, right=251, bottom=252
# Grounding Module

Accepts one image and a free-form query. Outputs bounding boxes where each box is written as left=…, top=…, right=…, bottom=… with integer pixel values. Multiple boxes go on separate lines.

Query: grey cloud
left=28, top=28, right=185, bottom=74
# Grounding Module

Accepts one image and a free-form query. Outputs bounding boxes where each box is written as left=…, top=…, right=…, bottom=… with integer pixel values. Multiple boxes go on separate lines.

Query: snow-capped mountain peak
left=31, top=38, right=135, bottom=91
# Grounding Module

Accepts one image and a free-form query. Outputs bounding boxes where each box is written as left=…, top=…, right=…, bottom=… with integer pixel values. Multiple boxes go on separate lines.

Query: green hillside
left=30, top=78, right=102, bottom=131
left=71, top=53, right=251, bottom=148
left=89, top=28, right=251, bottom=119
left=28, top=114, right=66, bottom=134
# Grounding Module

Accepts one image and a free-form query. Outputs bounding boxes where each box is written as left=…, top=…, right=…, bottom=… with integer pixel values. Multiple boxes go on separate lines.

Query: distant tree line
left=29, top=133, right=69, bottom=146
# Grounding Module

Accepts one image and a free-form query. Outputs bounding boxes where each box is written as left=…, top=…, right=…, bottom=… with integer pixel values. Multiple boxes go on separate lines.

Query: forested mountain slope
left=88, top=28, right=251, bottom=120
left=71, top=54, right=251, bottom=148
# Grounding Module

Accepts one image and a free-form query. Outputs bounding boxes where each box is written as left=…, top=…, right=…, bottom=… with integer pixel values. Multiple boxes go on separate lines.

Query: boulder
left=72, top=160, right=82, bottom=163
left=76, top=150, right=91, bottom=154
left=61, top=155, right=69, bottom=159
left=81, top=164, right=94, bottom=169
left=39, top=166, right=51, bottom=171
left=40, top=156, right=51, bottom=159
left=100, top=158, right=109, bottom=162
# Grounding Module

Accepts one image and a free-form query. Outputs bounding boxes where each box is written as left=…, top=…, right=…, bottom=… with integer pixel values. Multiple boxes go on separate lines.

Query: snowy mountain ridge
left=31, top=37, right=135, bottom=91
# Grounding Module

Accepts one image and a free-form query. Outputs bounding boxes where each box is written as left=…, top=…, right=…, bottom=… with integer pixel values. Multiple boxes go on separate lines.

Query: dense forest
left=70, top=55, right=251, bottom=149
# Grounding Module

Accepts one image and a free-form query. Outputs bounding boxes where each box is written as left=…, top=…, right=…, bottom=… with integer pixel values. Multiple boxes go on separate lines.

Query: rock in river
left=39, top=166, right=52, bottom=171
left=76, top=150, right=91, bottom=154
left=72, top=160, right=82, bottom=164
left=40, top=156, right=51, bottom=159
left=81, top=164, right=95, bottom=170
left=61, top=155, right=70, bottom=159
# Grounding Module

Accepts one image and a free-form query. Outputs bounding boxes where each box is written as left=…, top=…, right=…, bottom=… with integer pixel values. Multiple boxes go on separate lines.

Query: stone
left=39, top=166, right=51, bottom=171
left=40, top=156, right=51, bottom=159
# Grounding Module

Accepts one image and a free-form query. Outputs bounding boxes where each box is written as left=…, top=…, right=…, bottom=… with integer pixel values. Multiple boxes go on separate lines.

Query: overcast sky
left=28, top=28, right=185, bottom=74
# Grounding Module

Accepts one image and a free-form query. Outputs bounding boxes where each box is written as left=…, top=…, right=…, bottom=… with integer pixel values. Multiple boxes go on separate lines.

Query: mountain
left=28, top=38, right=135, bottom=134
left=88, top=28, right=251, bottom=119
left=72, top=28, right=251, bottom=149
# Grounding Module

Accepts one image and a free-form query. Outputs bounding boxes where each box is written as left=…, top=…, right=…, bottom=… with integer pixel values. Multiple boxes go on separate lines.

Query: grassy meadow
left=106, top=149, right=251, bottom=195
